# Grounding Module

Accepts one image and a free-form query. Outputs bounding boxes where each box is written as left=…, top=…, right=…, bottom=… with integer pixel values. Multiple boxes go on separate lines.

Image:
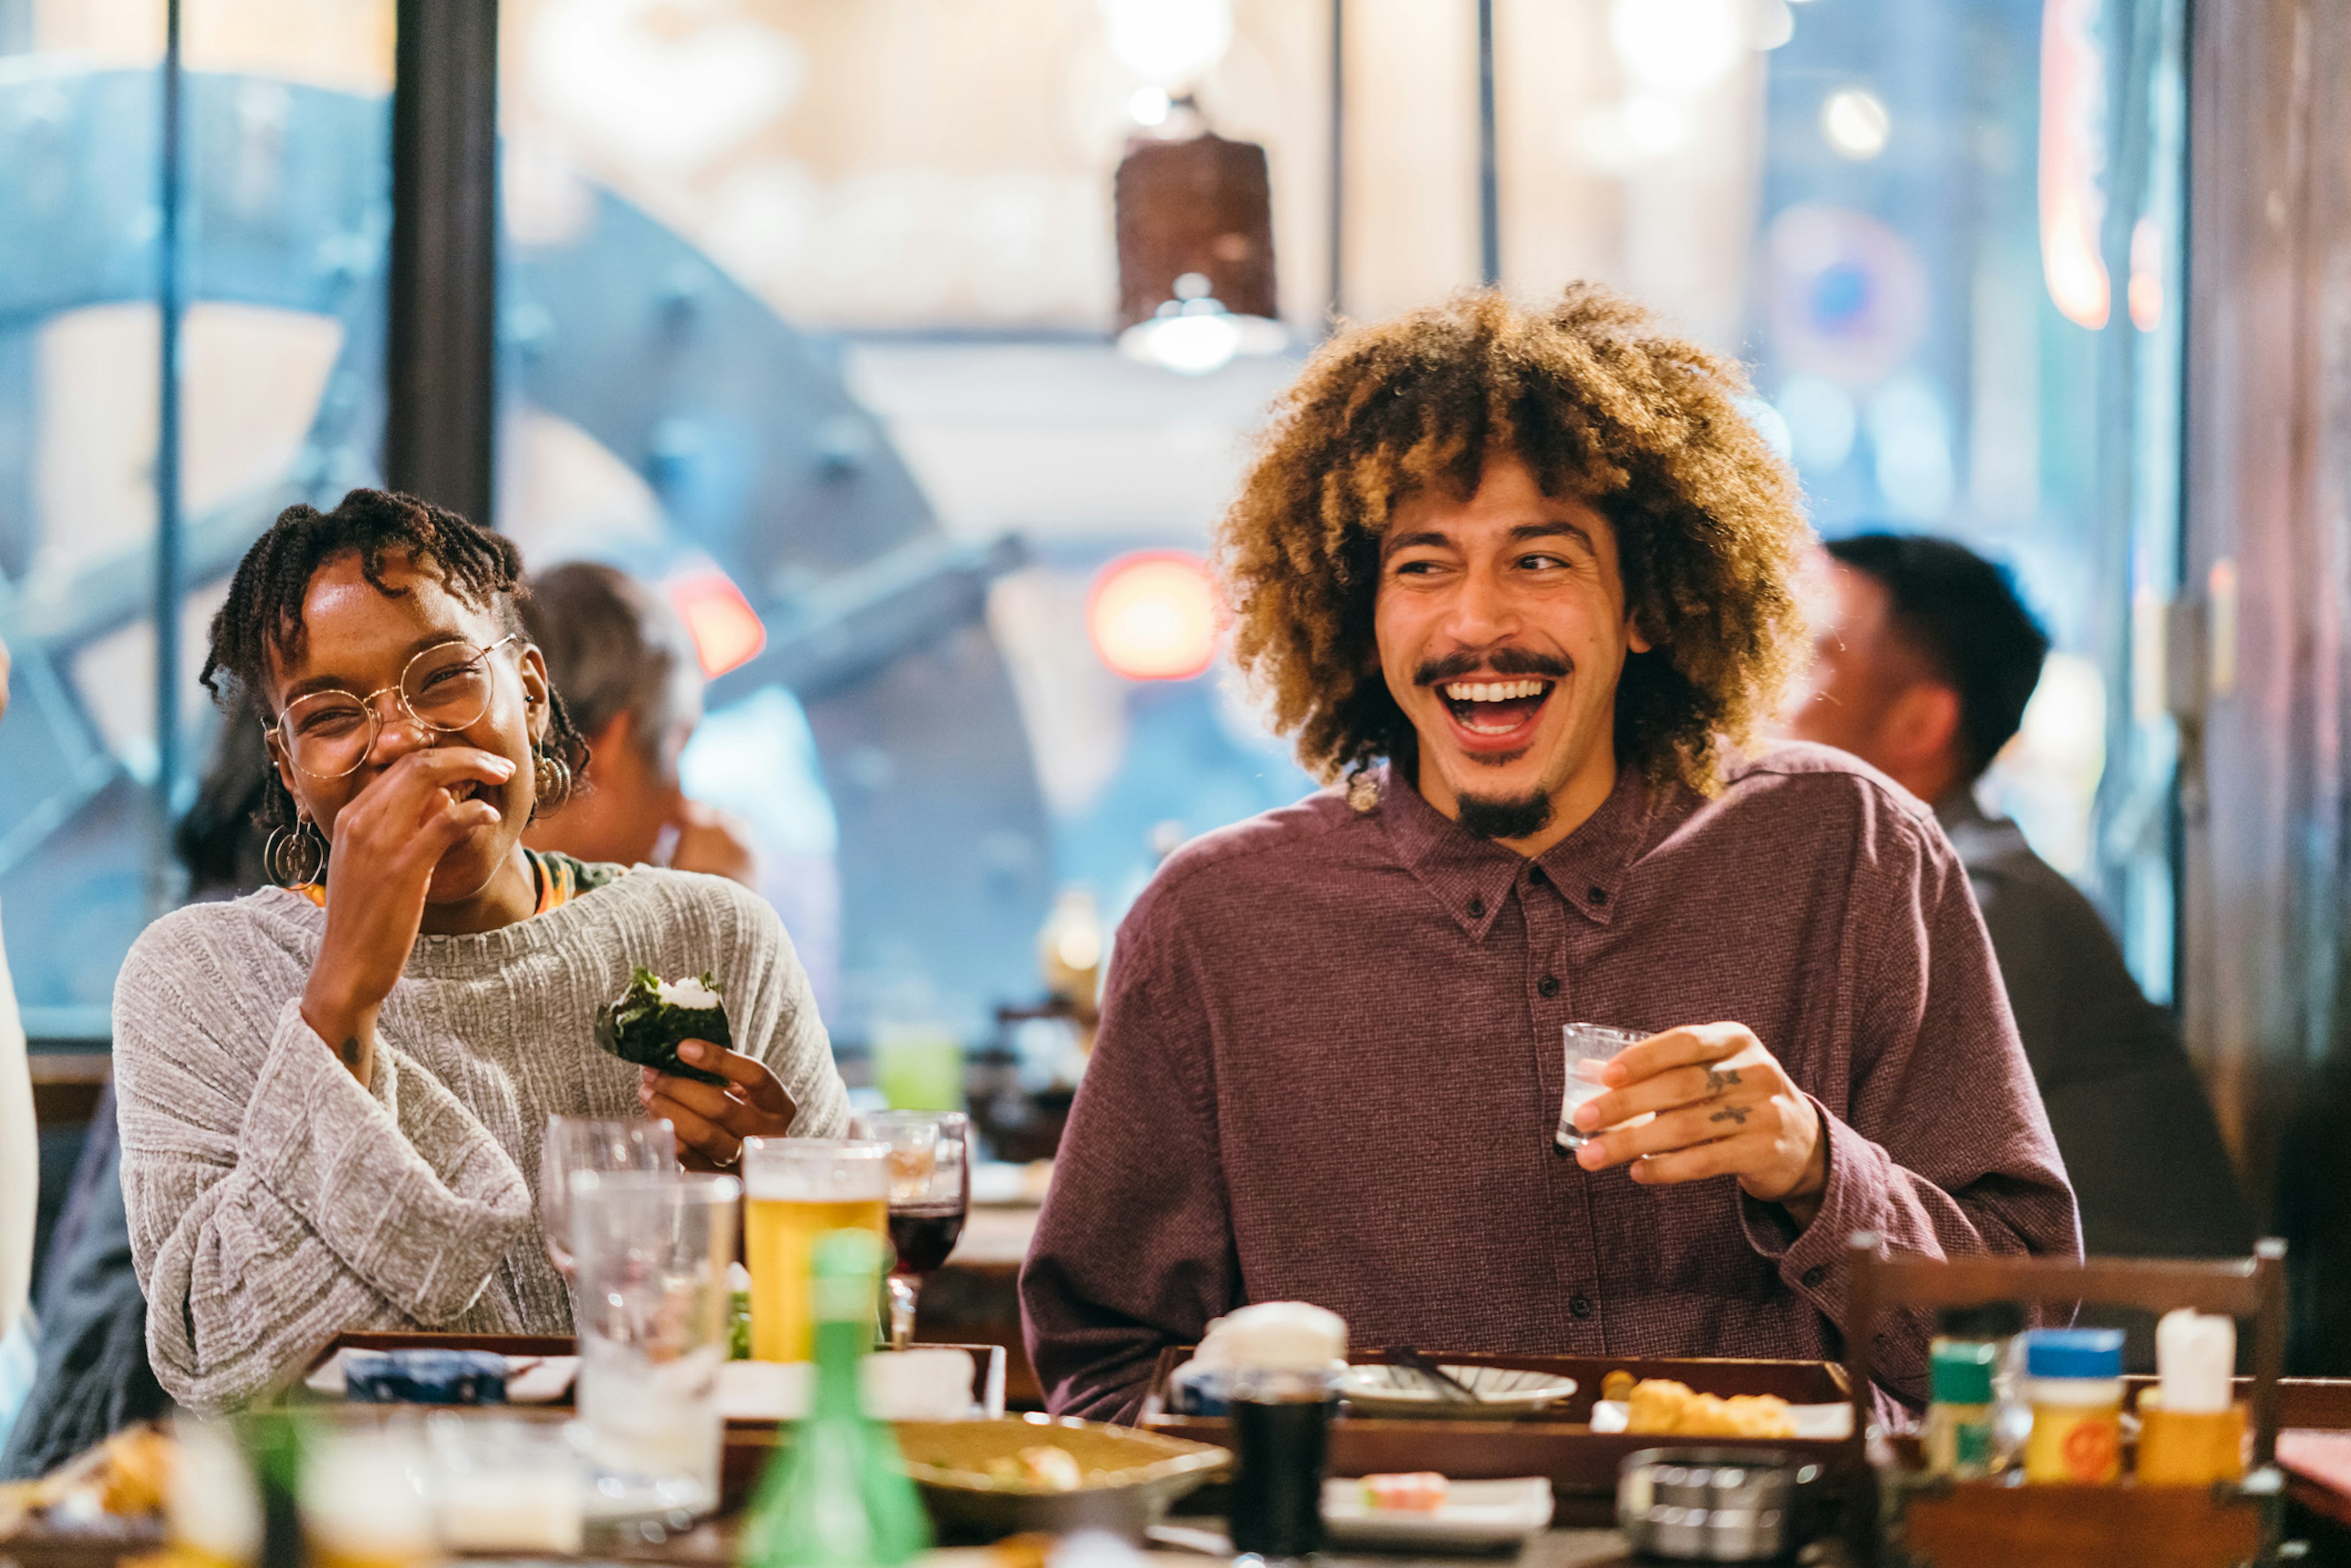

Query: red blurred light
left=667, top=569, right=767, bottom=678
left=1087, top=550, right=1221, bottom=681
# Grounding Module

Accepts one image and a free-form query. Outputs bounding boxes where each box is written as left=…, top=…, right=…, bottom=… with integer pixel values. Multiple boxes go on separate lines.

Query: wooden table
left=552, top=1520, right=1814, bottom=1568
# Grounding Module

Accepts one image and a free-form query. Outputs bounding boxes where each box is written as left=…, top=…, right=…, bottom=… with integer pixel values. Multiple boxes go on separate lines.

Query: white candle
left=2155, top=1308, right=2236, bottom=1415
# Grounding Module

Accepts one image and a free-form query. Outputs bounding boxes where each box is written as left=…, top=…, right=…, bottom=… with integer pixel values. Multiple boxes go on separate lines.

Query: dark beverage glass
left=1227, top=1367, right=1339, bottom=1560
left=850, top=1110, right=970, bottom=1349
left=887, top=1204, right=967, bottom=1274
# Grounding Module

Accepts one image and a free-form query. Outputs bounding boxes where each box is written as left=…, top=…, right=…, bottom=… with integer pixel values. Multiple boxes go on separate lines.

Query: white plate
left=302, top=1350, right=579, bottom=1405
left=717, top=1349, right=979, bottom=1421
left=1588, top=1399, right=1852, bottom=1439
left=1337, top=1363, right=1577, bottom=1419
left=969, top=1160, right=1053, bottom=1207
left=1321, top=1476, right=1555, bottom=1547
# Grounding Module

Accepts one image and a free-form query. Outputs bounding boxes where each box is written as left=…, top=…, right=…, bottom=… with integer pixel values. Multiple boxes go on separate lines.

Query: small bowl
left=1617, top=1446, right=1823, bottom=1563
left=894, top=1417, right=1229, bottom=1542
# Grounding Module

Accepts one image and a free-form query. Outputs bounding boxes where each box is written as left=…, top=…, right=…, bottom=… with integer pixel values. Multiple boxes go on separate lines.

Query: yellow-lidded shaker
left=2021, top=1328, right=2124, bottom=1484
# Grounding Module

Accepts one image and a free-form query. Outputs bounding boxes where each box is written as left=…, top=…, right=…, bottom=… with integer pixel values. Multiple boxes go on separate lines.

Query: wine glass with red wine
left=849, top=1110, right=970, bottom=1350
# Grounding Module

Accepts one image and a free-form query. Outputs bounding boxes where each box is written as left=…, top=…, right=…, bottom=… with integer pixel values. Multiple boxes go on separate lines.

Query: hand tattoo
left=1705, top=1067, right=1744, bottom=1094
left=1709, top=1105, right=1750, bottom=1125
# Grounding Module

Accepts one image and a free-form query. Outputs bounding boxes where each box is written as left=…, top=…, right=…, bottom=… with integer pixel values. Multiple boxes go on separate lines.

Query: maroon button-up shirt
left=1019, top=744, right=2080, bottom=1418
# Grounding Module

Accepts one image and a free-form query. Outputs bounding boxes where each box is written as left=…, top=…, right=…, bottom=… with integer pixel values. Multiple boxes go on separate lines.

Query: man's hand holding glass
left=1567, top=1022, right=1832, bottom=1228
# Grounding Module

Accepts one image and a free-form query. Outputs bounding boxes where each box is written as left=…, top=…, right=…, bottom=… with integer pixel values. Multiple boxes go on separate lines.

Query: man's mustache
left=1414, top=647, right=1573, bottom=687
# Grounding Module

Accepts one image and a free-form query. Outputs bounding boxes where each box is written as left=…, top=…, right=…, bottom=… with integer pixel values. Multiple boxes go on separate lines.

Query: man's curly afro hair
left=1218, top=283, right=1811, bottom=795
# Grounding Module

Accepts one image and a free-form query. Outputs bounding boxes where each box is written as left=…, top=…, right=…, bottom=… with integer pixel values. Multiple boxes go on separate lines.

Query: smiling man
left=1019, top=287, right=2080, bottom=1417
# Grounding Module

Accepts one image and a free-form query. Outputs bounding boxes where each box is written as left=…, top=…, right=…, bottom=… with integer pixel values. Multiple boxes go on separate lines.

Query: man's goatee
left=1456, top=790, right=1554, bottom=841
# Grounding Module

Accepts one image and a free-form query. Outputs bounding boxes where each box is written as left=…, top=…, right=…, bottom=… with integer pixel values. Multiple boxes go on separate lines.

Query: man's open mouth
left=1441, top=678, right=1554, bottom=737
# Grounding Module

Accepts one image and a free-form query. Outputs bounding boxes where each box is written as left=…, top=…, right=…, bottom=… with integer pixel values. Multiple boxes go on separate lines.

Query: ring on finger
left=714, top=1136, right=743, bottom=1169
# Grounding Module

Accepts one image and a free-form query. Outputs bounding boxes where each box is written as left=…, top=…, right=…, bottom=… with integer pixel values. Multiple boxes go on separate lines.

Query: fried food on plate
left=1624, top=1378, right=1796, bottom=1439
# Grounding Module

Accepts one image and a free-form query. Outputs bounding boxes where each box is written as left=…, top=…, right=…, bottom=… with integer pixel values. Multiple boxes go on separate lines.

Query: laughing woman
left=113, top=490, right=849, bottom=1412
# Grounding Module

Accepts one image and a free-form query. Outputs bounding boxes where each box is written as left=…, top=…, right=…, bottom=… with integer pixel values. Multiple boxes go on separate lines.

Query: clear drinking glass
left=850, top=1110, right=971, bottom=1351
left=1556, top=1024, right=1654, bottom=1152
left=298, top=1411, right=437, bottom=1568
left=540, top=1116, right=676, bottom=1281
left=569, top=1170, right=740, bottom=1523
left=427, top=1413, right=586, bottom=1555
left=740, top=1138, right=891, bottom=1362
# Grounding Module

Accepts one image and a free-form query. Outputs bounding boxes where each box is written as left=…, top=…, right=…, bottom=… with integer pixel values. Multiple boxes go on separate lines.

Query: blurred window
left=0, top=0, right=2191, bottom=1041
left=0, top=1, right=391, bottom=1038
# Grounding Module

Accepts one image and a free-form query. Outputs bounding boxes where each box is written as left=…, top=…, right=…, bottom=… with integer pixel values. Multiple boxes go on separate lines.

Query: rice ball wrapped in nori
left=595, top=967, right=732, bottom=1084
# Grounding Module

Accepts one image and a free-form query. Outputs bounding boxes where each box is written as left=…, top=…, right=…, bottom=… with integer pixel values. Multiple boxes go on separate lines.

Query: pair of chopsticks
left=1385, top=1346, right=1481, bottom=1404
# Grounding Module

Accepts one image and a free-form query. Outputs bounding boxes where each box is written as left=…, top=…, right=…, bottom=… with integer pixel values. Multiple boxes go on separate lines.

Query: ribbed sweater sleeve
left=113, top=923, right=533, bottom=1412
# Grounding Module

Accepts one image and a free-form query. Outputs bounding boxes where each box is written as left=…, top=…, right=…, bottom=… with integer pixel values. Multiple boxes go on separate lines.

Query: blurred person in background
left=2, top=715, right=272, bottom=1474
left=173, top=718, right=277, bottom=900
left=0, top=632, right=36, bottom=1436
left=0, top=636, right=165, bottom=1482
left=1787, top=532, right=2251, bottom=1262
left=520, top=562, right=756, bottom=887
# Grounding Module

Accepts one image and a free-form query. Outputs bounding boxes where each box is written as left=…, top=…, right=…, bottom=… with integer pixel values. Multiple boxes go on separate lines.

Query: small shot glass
left=1556, top=1023, right=1653, bottom=1153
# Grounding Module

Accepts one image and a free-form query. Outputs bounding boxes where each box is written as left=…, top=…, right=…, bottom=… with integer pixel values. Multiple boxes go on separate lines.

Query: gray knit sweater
left=112, top=866, right=850, bottom=1412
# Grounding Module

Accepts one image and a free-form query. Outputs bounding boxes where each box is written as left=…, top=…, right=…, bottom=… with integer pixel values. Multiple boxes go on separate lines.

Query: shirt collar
left=1373, top=759, right=1656, bottom=937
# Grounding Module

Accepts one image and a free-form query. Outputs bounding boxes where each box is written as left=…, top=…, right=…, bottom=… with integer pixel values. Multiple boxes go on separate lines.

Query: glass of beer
left=741, top=1137, right=890, bottom=1361
left=850, top=1110, right=970, bottom=1351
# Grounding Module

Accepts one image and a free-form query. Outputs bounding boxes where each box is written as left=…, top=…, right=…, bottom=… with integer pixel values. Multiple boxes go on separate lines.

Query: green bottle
left=741, top=1229, right=932, bottom=1567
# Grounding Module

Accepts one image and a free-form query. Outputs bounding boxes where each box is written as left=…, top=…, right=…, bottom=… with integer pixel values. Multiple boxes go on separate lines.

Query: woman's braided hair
left=199, top=487, right=591, bottom=835
left=1218, top=283, right=1811, bottom=795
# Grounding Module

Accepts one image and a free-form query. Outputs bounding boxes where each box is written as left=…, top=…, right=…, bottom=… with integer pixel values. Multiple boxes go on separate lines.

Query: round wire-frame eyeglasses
left=265, top=634, right=525, bottom=780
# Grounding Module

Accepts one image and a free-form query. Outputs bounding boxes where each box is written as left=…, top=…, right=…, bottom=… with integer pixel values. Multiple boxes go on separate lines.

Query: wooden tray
left=1889, top=1477, right=2270, bottom=1568
left=1845, top=1242, right=2290, bottom=1567
left=1141, top=1345, right=1850, bottom=1525
left=291, top=1330, right=1009, bottom=1422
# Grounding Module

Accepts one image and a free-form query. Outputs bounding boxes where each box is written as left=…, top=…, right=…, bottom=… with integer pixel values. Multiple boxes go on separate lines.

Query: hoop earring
left=530, top=746, right=574, bottom=822
left=266, top=817, right=326, bottom=887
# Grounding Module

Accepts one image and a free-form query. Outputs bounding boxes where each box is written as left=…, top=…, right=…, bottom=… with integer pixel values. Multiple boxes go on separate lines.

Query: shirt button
left=1588, top=885, right=1609, bottom=905
left=1801, top=1266, right=1827, bottom=1289
left=1569, top=1294, right=1593, bottom=1319
left=1467, top=896, right=1485, bottom=918
left=1528, top=865, right=1548, bottom=886
left=1537, top=975, right=1560, bottom=998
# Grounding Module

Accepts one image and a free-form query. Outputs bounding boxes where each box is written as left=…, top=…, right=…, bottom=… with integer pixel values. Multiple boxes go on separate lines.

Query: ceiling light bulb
left=1128, top=312, right=1241, bottom=375
left=1127, top=85, right=1172, bottom=126
left=1822, top=88, right=1891, bottom=160
left=1610, top=0, right=1743, bottom=96
left=1100, top=0, right=1234, bottom=88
